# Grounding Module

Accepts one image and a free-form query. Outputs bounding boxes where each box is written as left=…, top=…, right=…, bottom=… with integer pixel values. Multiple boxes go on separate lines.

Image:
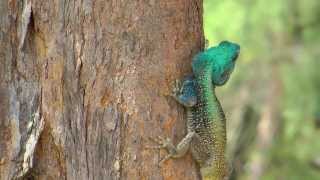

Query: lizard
left=148, top=41, right=240, bottom=180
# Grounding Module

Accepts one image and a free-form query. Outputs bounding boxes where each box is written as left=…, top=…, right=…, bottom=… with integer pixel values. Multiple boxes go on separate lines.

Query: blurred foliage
left=204, top=0, right=320, bottom=179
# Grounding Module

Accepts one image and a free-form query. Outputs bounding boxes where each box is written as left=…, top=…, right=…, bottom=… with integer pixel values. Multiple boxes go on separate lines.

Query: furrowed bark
left=0, top=0, right=203, bottom=180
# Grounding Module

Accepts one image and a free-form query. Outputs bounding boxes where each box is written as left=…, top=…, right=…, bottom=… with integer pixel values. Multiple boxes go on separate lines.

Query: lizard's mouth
left=221, top=69, right=232, bottom=81
left=216, top=69, right=232, bottom=86
left=221, top=70, right=231, bottom=79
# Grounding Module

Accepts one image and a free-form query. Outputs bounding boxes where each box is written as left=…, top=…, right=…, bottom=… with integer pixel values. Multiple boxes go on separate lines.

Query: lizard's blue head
left=192, top=41, right=240, bottom=86
left=211, top=41, right=240, bottom=86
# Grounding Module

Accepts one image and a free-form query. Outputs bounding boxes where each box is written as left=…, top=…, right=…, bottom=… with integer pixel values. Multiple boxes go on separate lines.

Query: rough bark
left=0, top=0, right=204, bottom=179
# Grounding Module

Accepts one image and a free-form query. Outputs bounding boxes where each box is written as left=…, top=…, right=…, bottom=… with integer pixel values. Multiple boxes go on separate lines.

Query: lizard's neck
left=196, top=69, right=221, bottom=115
left=196, top=68, right=227, bottom=179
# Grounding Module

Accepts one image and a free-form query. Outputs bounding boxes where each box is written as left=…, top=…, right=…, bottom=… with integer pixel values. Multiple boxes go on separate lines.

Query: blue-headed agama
left=148, top=41, right=240, bottom=180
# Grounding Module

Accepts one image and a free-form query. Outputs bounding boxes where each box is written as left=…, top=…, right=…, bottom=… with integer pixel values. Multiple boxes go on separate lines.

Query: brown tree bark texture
left=0, top=0, right=204, bottom=180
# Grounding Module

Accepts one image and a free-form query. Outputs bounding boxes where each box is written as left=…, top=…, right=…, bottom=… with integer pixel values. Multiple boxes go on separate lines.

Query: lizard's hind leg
left=146, top=132, right=196, bottom=165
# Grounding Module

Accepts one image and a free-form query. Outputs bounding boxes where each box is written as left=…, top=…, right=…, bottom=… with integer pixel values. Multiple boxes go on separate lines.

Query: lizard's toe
left=148, top=136, right=166, bottom=145
left=159, top=154, right=172, bottom=166
left=171, top=79, right=182, bottom=96
left=145, top=145, right=164, bottom=149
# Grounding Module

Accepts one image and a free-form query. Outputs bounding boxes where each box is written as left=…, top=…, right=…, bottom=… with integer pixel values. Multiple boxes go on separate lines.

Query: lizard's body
left=189, top=73, right=227, bottom=174
left=149, top=41, right=240, bottom=180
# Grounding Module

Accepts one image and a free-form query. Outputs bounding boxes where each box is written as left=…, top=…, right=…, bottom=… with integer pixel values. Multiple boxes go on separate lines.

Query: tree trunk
left=0, top=0, right=204, bottom=179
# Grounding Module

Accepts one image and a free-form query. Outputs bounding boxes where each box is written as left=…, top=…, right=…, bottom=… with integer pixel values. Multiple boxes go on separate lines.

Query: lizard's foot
left=146, top=132, right=195, bottom=166
left=205, top=39, right=209, bottom=49
left=170, top=79, right=182, bottom=98
left=146, top=136, right=173, bottom=150
left=146, top=136, right=176, bottom=165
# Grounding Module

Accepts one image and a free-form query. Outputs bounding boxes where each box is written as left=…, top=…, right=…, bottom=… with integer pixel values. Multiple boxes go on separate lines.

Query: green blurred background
left=203, top=0, right=320, bottom=179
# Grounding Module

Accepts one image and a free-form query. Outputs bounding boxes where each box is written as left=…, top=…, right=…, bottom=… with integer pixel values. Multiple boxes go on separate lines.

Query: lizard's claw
left=147, top=136, right=170, bottom=147
left=145, top=136, right=165, bottom=149
left=205, top=39, right=209, bottom=49
left=174, top=79, right=183, bottom=94
left=146, top=136, right=173, bottom=152
left=168, top=79, right=182, bottom=99
left=146, top=136, right=174, bottom=166
left=145, top=145, right=165, bottom=149
left=159, top=154, right=173, bottom=166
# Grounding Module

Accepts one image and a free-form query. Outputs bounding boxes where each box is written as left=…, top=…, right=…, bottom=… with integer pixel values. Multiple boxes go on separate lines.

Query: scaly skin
left=192, top=64, right=227, bottom=179
left=148, top=41, right=240, bottom=180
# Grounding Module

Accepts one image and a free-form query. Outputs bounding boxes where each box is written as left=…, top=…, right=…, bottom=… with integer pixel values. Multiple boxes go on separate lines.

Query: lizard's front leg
left=147, top=77, right=198, bottom=165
